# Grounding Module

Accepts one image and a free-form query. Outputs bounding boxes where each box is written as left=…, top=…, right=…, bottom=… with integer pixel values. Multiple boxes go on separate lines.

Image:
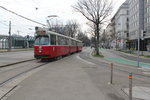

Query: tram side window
left=77, top=42, right=79, bottom=46
left=71, top=40, right=75, bottom=46
left=58, top=36, right=68, bottom=45
left=61, top=37, right=64, bottom=45
left=64, top=38, right=68, bottom=45
left=72, top=41, right=75, bottom=46
left=71, top=40, right=73, bottom=45
left=58, top=36, right=63, bottom=45
left=73, top=40, right=76, bottom=46
left=58, top=36, right=61, bottom=45
left=66, top=38, right=69, bottom=45
left=63, top=37, right=68, bottom=45
left=50, top=35, right=56, bottom=45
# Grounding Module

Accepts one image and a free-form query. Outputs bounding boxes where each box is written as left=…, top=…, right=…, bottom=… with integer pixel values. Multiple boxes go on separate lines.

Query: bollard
left=128, top=72, right=132, bottom=100
left=110, top=63, right=113, bottom=84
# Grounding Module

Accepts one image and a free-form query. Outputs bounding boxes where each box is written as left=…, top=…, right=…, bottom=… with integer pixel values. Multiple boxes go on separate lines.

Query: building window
left=127, top=10, right=129, bottom=15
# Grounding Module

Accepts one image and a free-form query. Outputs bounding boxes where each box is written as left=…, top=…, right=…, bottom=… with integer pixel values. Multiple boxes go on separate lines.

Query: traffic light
left=141, top=30, right=146, bottom=40
left=143, top=30, right=146, bottom=36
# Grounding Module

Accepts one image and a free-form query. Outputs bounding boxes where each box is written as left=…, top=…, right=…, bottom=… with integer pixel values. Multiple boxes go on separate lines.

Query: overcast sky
left=0, top=0, right=126, bottom=36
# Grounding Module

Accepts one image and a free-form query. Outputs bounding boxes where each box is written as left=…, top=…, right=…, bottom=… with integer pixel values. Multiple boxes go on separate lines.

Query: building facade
left=107, top=0, right=150, bottom=51
left=105, top=23, right=114, bottom=48
left=110, top=16, right=116, bottom=49
left=128, top=0, right=144, bottom=50
left=144, top=0, right=150, bottom=51
left=111, top=0, right=129, bottom=49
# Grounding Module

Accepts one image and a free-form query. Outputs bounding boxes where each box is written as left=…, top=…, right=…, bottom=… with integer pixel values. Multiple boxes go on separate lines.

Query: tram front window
left=35, top=36, right=49, bottom=45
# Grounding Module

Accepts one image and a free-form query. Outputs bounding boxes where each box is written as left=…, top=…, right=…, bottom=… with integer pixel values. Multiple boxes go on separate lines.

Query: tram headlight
left=39, top=46, right=42, bottom=53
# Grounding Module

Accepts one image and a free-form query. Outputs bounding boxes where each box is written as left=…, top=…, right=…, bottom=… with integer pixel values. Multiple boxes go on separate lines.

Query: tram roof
left=35, top=27, right=82, bottom=42
left=47, top=31, right=82, bottom=42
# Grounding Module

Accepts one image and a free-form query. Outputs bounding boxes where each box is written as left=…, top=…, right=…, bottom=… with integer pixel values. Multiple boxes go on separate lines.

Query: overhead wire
left=0, top=21, right=8, bottom=26
left=0, top=6, right=46, bottom=26
left=0, top=1, right=40, bottom=31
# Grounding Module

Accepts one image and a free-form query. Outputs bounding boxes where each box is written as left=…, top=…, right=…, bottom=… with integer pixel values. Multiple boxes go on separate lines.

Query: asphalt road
left=2, top=48, right=150, bottom=100
left=4, top=49, right=107, bottom=100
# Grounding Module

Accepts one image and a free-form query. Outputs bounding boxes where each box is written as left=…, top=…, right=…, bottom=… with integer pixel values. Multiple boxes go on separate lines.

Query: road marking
left=76, top=55, right=96, bottom=65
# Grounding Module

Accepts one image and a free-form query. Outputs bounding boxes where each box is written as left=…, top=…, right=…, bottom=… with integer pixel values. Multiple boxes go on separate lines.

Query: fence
left=0, top=36, right=34, bottom=49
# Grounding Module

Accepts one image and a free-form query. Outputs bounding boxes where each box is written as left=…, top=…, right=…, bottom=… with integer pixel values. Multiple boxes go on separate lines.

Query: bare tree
left=48, top=19, right=79, bottom=38
left=77, top=31, right=91, bottom=46
left=72, top=0, right=112, bottom=55
left=86, top=21, right=95, bottom=37
left=48, top=19, right=65, bottom=34
left=64, top=20, right=79, bottom=38
left=100, top=29, right=108, bottom=48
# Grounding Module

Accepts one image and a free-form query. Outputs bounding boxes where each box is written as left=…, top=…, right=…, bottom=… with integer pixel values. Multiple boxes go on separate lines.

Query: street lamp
left=26, top=35, right=29, bottom=48
left=47, top=15, right=58, bottom=18
left=8, top=21, right=11, bottom=51
left=137, top=30, right=146, bottom=67
left=137, top=30, right=140, bottom=67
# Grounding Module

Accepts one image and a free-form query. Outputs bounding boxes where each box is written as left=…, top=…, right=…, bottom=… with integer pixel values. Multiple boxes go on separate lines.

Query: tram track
left=0, top=62, right=48, bottom=87
left=0, top=59, right=35, bottom=68
left=0, top=60, right=50, bottom=100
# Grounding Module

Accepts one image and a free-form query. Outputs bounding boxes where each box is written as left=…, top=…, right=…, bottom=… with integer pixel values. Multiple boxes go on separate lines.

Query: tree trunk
left=95, top=23, right=100, bottom=55
left=94, top=25, right=97, bottom=49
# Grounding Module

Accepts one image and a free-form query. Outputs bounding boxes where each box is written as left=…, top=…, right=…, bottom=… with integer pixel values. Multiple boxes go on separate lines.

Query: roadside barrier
left=109, top=63, right=133, bottom=99
left=128, top=72, right=132, bottom=100
left=110, top=63, right=113, bottom=84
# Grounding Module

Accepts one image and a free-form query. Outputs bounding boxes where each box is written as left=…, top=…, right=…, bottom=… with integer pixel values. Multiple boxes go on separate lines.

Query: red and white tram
left=34, top=27, right=83, bottom=60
